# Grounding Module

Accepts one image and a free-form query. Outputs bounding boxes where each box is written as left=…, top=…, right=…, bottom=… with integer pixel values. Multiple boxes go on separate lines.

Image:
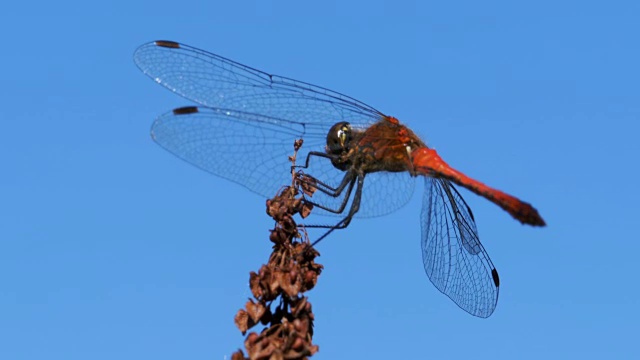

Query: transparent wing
left=299, top=163, right=416, bottom=220
left=136, top=40, right=417, bottom=218
left=151, top=106, right=415, bottom=218
left=421, top=178, right=499, bottom=318
left=152, top=106, right=312, bottom=198
left=133, top=40, right=382, bottom=127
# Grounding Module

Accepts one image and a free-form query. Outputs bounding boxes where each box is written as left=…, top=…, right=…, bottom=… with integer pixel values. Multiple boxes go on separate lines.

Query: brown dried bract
left=232, top=140, right=322, bottom=360
left=296, top=173, right=318, bottom=197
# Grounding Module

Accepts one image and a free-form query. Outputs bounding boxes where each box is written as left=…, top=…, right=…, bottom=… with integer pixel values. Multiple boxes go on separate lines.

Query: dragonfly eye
left=337, top=129, right=347, bottom=144
left=326, top=121, right=352, bottom=155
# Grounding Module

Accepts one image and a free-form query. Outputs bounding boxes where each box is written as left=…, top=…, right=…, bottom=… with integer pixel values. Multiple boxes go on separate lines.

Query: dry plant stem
left=232, top=140, right=322, bottom=360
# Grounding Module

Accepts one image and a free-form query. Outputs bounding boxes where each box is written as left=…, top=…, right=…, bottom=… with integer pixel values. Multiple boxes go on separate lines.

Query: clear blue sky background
left=2, top=1, right=639, bottom=359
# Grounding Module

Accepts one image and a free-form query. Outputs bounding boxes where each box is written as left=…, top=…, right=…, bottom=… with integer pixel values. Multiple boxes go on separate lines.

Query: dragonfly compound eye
left=326, top=121, right=352, bottom=155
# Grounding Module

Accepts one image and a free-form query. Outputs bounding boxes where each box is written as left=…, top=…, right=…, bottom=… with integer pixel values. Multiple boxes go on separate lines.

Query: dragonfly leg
left=294, top=150, right=353, bottom=195
left=295, top=151, right=336, bottom=170
left=308, top=173, right=365, bottom=246
left=298, top=171, right=357, bottom=214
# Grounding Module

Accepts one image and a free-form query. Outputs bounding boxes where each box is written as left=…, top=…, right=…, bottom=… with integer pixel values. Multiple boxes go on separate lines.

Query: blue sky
left=2, top=0, right=639, bottom=358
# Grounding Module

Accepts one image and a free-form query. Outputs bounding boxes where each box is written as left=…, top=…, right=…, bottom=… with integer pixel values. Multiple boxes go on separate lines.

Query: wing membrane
left=421, top=178, right=499, bottom=318
left=133, top=41, right=382, bottom=126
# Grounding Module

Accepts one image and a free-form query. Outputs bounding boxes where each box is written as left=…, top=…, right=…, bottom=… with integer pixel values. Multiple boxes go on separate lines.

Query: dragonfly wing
left=358, top=171, right=415, bottom=217
left=421, top=178, right=499, bottom=318
left=303, top=169, right=416, bottom=219
left=151, top=106, right=417, bottom=217
left=151, top=106, right=314, bottom=198
left=134, top=40, right=382, bottom=127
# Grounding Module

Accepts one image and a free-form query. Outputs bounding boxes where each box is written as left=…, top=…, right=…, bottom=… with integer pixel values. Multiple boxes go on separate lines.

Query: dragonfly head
left=325, top=121, right=353, bottom=171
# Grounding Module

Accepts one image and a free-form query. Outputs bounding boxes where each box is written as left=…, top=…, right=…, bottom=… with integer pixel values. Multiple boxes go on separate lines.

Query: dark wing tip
left=172, top=106, right=199, bottom=115
left=154, top=40, right=181, bottom=49
left=491, top=268, right=500, bottom=288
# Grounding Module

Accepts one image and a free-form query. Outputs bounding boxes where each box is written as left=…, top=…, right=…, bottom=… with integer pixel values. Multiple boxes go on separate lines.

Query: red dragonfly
left=134, top=40, right=545, bottom=318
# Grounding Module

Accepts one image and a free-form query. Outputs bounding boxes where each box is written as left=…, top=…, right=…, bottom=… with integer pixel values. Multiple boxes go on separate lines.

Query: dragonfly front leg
left=295, top=151, right=334, bottom=170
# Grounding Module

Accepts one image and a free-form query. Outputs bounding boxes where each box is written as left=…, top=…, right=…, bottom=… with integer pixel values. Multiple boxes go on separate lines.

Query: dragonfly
left=134, top=40, right=545, bottom=318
